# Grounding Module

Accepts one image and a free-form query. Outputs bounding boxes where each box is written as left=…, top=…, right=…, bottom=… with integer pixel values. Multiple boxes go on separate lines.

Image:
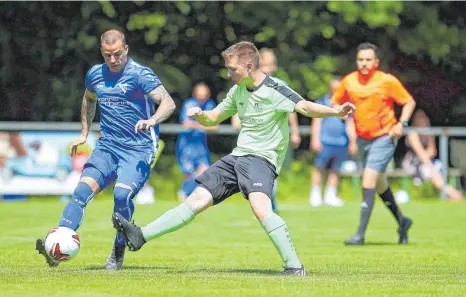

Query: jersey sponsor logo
left=98, top=97, right=129, bottom=106
left=117, top=83, right=128, bottom=95
left=253, top=102, right=263, bottom=112
left=239, top=116, right=264, bottom=124
left=253, top=182, right=263, bottom=187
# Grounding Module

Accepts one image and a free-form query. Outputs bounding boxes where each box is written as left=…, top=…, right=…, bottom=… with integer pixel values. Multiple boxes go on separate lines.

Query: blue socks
left=59, top=182, right=95, bottom=231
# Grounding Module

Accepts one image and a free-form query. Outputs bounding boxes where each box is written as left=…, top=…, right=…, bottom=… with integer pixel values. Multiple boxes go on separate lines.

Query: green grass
left=1, top=197, right=466, bottom=297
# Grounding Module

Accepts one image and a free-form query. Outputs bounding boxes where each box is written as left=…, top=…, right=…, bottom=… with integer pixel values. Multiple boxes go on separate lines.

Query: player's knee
left=72, top=182, right=95, bottom=207
left=113, top=185, right=134, bottom=203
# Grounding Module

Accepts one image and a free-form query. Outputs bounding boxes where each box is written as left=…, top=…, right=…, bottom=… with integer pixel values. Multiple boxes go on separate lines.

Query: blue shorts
left=82, top=139, right=155, bottom=192
left=315, top=144, right=348, bottom=171
left=176, top=143, right=211, bottom=175
left=357, top=134, right=397, bottom=173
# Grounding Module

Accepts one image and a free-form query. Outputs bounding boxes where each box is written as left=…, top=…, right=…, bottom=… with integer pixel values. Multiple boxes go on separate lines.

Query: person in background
left=176, top=83, right=218, bottom=200
left=403, top=109, right=464, bottom=201
left=309, top=77, right=358, bottom=207
left=332, top=42, right=416, bottom=245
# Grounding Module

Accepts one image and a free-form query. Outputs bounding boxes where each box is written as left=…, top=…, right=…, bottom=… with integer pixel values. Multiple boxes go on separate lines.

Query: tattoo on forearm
left=81, top=95, right=97, bottom=136
left=148, top=86, right=176, bottom=124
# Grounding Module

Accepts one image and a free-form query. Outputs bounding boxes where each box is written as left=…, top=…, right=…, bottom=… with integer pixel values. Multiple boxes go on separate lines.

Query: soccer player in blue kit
left=176, top=83, right=217, bottom=200
left=35, top=30, right=176, bottom=269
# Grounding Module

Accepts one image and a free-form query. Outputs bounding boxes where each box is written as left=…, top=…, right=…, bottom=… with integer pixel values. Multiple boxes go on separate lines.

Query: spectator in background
left=309, top=78, right=358, bottom=207
left=231, top=48, right=301, bottom=213
left=403, top=109, right=464, bottom=201
left=176, top=83, right=218, bottom=200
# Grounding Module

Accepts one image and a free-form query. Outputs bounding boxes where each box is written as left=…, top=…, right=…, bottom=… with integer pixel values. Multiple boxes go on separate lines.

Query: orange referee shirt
left=331, top=70, right=413, bottom=140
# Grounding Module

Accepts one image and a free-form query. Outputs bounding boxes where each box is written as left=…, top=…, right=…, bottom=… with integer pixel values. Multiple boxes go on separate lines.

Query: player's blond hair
left=101, top=29, right=126, bottom=46
left=221, top=41, right=259, bottom=69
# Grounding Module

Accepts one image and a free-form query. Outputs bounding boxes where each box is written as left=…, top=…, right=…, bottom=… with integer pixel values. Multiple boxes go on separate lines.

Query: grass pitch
left=1, top=197, right=465, bottom=297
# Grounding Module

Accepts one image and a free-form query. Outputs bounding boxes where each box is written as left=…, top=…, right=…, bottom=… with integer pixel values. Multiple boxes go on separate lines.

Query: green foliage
left=1, top=1, right=466, bottom=123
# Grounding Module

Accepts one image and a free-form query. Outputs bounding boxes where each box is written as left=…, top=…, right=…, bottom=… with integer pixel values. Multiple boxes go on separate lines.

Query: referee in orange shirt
left=332, top=42, right=417, bottom=245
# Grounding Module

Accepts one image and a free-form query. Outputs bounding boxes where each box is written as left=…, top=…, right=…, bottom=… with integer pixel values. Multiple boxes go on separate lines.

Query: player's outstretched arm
left=187, top=107, right=232, bottom=127
left=295, top=100, right=355, bottom=119
left=70, top=89, right=96, bottom=156
left=135, top=85, right=176, bottom=132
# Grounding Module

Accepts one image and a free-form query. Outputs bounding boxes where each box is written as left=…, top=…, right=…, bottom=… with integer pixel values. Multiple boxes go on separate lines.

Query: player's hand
left=389, top=122, right=403, bottom=139
left=290, top=132, right=301, bottom=149
left=69, top=135, right=87, bottom=156
left=135, top=118, right=156, bottom=134
left=311, top=141, right=322, bottom=153
left=336, top=102, right=356, bottom=117
left=348, top=142, right=358, bottom=156
left=187, top=107, right=203, bottom=118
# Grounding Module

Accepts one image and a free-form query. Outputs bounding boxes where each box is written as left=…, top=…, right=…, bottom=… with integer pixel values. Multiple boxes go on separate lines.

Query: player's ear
left=246, top=63, right=253, bottom=74
left=124, top=45, right=129, bottom=54
left=375, top=58, right=380, bottom=68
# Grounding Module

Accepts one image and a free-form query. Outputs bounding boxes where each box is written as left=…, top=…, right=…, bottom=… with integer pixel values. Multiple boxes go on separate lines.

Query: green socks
left=261, top=214, right=302, bottom=269
left=141, top=203, right=195, bottom=241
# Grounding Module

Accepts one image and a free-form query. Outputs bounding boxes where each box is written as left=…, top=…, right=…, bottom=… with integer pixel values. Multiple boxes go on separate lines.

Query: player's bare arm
left=389, top=99, right=416, bottom=139
left=187, top=107, right=231, bottom=127
left=288, top=113, right=301, bottom=148
left=295, top=100, right=355, bottom=118
left=135, top=85, right=176, bottom=133
left=70, top=90, right=97, bottom=156
left=345, top=116, right=358, bottom=155
left=182, top=119, right=217, bottom=132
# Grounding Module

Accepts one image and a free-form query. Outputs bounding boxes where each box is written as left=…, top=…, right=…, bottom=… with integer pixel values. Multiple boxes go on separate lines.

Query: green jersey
left=217, top=76, right=303, bottom=174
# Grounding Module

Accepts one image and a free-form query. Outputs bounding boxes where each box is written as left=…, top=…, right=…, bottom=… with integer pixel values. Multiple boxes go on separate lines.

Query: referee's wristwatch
left=400, top=120, right=408, bottom=127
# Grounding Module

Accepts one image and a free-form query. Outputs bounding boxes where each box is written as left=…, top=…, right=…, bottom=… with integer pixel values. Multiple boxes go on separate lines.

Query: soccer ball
left=44, top=227, right=81, bottom=262
left=394, top=190, right=410, bottom=205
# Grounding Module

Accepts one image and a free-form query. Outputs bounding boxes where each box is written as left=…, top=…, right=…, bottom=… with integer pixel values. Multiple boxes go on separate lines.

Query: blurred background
left=1, top=1, right=466, bottom=202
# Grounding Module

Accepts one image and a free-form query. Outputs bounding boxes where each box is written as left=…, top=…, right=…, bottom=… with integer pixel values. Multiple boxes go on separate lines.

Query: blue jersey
left=317, top=95, right=349, bottom=147
left=177, top=97, right=217, bottom=146
left=85, top=58, right=162, bottom=149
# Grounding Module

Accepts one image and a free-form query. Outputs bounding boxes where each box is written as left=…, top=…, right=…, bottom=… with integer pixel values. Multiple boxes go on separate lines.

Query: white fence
left=1, top=122, right=465, bottom=199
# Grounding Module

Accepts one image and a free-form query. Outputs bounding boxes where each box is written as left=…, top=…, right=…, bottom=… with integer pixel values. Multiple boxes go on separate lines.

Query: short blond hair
left=221, top=41, right=259, bottom=69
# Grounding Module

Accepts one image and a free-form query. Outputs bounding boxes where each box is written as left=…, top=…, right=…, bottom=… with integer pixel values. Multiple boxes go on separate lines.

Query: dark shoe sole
left=112, top=214, right=139, bottom=252
left=35, top=239, right=59, bottom=267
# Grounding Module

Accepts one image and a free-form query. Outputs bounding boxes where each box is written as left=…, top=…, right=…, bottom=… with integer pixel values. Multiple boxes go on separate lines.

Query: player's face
left=356, top=49, right=379, bottom=75
left=101, top=40, right=128, bottom=72
left=225, top=56, right=251, bottom=84
left=259, top=53, right=277, bottom=76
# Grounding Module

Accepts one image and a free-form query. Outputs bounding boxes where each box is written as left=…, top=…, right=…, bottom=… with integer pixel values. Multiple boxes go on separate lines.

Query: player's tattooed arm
left=148, top=85, right=176, bottom=124
left=135, top=85, right=176, bottom=133
left=70, top=89, right=96, bottom=156
left=81, top=89, right=97, bottom=137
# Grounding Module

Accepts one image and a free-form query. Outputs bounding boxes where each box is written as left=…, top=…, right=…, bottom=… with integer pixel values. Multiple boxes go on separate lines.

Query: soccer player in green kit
left=112, top=41, right=355, bottom=276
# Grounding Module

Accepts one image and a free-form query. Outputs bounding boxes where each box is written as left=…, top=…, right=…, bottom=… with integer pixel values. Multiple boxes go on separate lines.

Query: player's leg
left=323, top=146, right=347, bottom=207
left=271, top=179, right=279, bottom=213
left=36, top=144, right=115, bottom=267
left=112, top=155, right=240, bottom=252
left=376, top=174, right=413, bottom=244
left=236, top=155, right=306, bottom=276
left=177, top=149, right=195, bottom=201
left=106, top=147, right=154, bottom=269
left=310, top=147, right=330, bottom=207
left=346, top=135, right=402, bottom=245
left=345, top=137, right=375, bottom=245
